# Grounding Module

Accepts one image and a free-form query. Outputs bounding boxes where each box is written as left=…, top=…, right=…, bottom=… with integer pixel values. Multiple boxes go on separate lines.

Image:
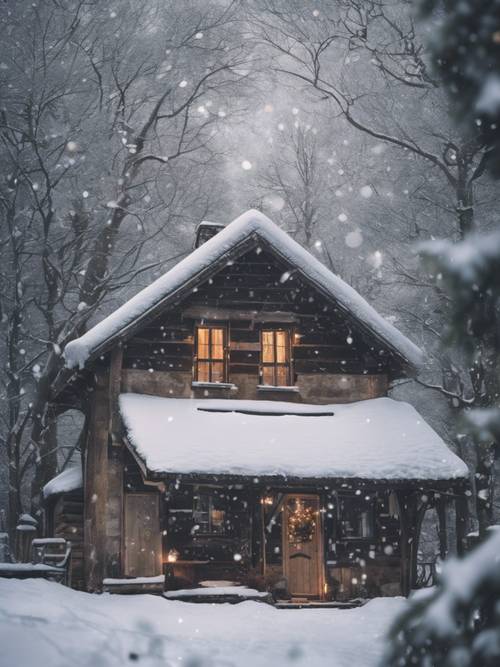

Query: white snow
left=393, top=530, right=500, bottom=643
left=0, top=578, right=404, bottom=667
left=43, top=463, right=83, bottom=499
left=103, top=575, right=165, bottom=585
left=119, top=394, right=468, bottom=481
left=420, top=231, right=500, bottom=285
left=0, top=563, right=62, bottom=573
left=64, top=210, right=424, bottom=370
left=163, top=586, right=269, bottom=599
left=476, top=74, right=500, bottom=115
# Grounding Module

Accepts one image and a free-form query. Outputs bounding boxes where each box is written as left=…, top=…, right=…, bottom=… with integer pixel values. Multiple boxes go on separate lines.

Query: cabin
left=46, top=209, right=469, bottom=601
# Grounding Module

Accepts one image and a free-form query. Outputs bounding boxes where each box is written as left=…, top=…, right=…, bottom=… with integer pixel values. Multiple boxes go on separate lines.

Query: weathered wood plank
left=84, top=370, right=109, bottom=592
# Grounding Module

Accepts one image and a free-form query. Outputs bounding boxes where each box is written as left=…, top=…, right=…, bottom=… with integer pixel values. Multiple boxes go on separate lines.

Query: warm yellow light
left=261, top=496, right=274, bottom=505
left=167, top=549, right=179, bottom=563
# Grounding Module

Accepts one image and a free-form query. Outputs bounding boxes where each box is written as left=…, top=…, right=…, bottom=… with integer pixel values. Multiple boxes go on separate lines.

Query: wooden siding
left=121, top=248, right=398, bottom=380
left=124, top=493, right=162, bottom=577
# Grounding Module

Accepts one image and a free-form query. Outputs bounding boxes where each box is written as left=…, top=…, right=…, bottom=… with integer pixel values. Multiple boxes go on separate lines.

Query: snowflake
left=345, top=230, right=363, bottom=248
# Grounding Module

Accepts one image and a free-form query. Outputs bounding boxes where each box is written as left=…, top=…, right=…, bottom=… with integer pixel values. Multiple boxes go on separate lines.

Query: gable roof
left=64, top=209, right=424, bottom=370
left=119, top=394, right=468, bottom=481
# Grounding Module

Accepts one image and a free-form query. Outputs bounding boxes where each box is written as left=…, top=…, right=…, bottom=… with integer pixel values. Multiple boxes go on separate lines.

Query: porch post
left=436, top=495, right=448, bottom=560
left=250, top=488, right=264, bottom=574
left=455, top=492, right=468, bottom=557
left=397, top=489, right=422, bottom=596
left=84, top=369, right=109, bottom=592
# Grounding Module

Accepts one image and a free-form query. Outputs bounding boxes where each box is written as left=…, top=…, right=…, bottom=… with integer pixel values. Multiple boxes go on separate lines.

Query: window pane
left=262, top=331, right=275, bottom=363
left=197, top=328, right=210, bottom=360
left=197, top=361, right=210, bottom=382
left=211, top=362, right=225, bottom=383
left=211, top=328, right=224, bottom=359
left=210, top=509, right=225, bottom=534
left=275, top=331, right=288, bottom=363
left=193, top=493, right=210, bottom=532
left=340, top=498, right=374, bottom=539
left=276, top=365, right=288, bottom=387
left=262, top=366, right=275, bottom=386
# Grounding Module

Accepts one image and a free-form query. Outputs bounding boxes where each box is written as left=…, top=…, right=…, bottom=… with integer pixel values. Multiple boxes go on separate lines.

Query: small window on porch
left=260, top=329, right=291, bottom=386
left=193, top=489, right=226, bottom=535
left=339, top=496, right=375, bottom=539
left=195, top=326, right=227, bottom=383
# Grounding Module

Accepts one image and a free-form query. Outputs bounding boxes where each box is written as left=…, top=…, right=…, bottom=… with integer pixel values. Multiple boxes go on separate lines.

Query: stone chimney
left=194, top=220, right=225, bottom=248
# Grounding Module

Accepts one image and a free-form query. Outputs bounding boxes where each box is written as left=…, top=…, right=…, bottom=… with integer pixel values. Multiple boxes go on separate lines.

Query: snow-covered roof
left=43, top=463, right=83, bottom=499
left=64, top=209, right=424, bottom=370
left=119, top=394, right=468, bottom=482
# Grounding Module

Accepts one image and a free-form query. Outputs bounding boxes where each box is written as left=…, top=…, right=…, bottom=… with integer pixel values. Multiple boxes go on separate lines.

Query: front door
left=124, top=493, right=162, bottom=577
left=283, top=494, right=323, bottom=598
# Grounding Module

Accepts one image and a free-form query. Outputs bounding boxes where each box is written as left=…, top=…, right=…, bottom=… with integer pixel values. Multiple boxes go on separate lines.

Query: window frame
left=259, top=328, right=293, bottom=387
left=194, top=324, right=228, bottom=383
left=337, top=495, right=376, bottom=541
left=192, top=488, right=228, bottom=536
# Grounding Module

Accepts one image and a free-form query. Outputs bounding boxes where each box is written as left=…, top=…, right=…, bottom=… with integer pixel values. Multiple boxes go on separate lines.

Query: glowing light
left=167, top=549, right=179, bottom=563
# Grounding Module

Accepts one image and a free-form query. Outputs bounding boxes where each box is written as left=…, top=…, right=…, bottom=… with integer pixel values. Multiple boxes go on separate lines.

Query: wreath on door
left=288, top=502, right=317, bottom=543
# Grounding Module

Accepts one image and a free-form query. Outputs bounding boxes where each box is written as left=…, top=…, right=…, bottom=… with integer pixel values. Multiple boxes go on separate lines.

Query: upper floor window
left=260, top=329, right=291, bottom=386
left=195, top=326, right=227, bottom=383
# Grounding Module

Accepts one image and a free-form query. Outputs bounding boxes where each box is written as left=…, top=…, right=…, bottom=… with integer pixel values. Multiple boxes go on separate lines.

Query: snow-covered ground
left=0, top=579, right=404, bottom=667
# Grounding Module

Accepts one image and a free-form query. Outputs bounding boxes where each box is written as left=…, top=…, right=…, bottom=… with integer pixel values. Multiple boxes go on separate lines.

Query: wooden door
left=124, top=493, right=161, bottom=577
left=283, top=494, right=323, bottom=598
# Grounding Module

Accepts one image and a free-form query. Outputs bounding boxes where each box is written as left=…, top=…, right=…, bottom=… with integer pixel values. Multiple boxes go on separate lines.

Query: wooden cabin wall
left=323, top=489, right=402, bottom=600
left=84, top=365, right=124, bottom=590
left=120, top=247, right=392, bottom=404
left=164, top=481, right=252, bottom=586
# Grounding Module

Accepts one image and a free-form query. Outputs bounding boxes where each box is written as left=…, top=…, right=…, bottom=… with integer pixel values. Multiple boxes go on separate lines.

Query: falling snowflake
left=241, top=160, right=252, bottom=171
left=360, top=185, right=373, bottom=199
left=263, top=194, right=285, bottom=211
left=345, top=230, right=363, bottom=248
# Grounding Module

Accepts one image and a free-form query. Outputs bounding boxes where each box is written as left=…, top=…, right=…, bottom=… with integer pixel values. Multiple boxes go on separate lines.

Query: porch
left=121, top=465, right=468, bottom=601
left=114, top=394, right=469, bottom=601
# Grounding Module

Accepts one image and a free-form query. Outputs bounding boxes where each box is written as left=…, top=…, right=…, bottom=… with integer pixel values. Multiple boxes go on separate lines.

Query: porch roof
left=119, top=394, right=469, bottom=483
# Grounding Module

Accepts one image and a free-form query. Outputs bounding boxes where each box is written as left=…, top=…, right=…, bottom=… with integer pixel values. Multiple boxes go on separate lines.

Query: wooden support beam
left=455, top=494, right=468, bottom=557
left=250, top=490, right=264, bottom=573
left=397, top=490, right=422, bottom=596
left=436, top=496, right=448, bottom=560
left=83, top=370, right=109, bottom=592
left=108, top=345, right=123, bottom=444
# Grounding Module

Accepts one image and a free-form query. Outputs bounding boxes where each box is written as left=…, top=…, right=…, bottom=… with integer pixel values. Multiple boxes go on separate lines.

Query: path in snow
left=0, top=579, right=404, bottom=667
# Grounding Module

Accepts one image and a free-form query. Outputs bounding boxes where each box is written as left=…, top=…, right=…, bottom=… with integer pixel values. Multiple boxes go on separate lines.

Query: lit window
left=195, top=326, right=226, bottom=383
left=193, top=490, right=226, bottom=535
left=260, top=329, right=291, bottom=386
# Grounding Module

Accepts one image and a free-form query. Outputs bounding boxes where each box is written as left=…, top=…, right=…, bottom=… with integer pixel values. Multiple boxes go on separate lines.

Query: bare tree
left=0, top=0, right=250, bottom=533
left=251, top=0, right=490, bottom=239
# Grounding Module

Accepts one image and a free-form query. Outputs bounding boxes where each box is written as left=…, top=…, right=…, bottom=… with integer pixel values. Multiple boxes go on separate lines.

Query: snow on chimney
left=194, top=220, right=225, bottom=248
